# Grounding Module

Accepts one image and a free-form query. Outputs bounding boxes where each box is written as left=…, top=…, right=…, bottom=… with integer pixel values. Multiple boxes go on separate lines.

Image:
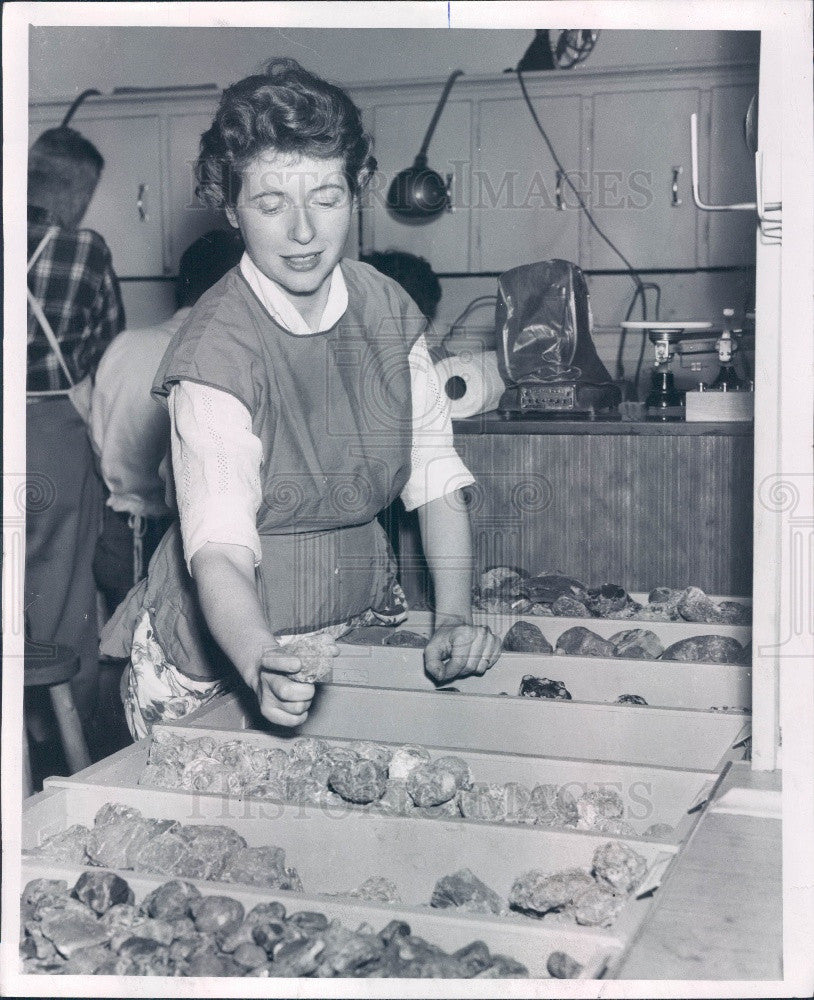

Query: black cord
left=448, top=295, right=497, bottom=333
left=516, top=69, right=650, bottom=295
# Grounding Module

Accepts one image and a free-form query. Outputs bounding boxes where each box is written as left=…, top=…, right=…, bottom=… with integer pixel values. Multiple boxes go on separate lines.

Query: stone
left=383, top=630, right=428, bottom=648
left=387, top=745, right=431, bottom=782
left=661, top=635, right=744, bottom=663
left=143, top=880, right=201, bottom=921
left=348, top=876, right=402, bottom=904
left=452, top=940, right=493, bottom=976
left=570, top=884, right=624, bottom=926
left=433, top=755, right=473, bottom=791
left=584, top=584, right=632, bottom=617
left=520, top=573, right=588, bottom=605
left=477, top=566, right=527, bottom=600
left=615, top=694, right=648, bottom=705
left=94, top=803, right=142, bottom=827
left=329, top=758, right=388, bottom=804
left=39, top=909, right=111, bottom=958
left=406, top=762, right=458, bottom=807
left=73, top=871, right=134, bottom=914
left=576, top=788, right=625, bottom=828
left=555, top=626, right=616, bottom=658
left=518, top=674, right=572, bottom=699
left=285, top=635, right=336, bottom=683
left=220, top=845, right=302, bottom=891
left=376, top=779, right=415, bottom=815
left=35, top=824, right=92, bottom=865
left=458, top=783, right=508, bottom=823
left=502, top=620, right=553, bottom=653
left=509, top=868, right=594, bottom=915
left=551, top=595, right=591, bottom=617
left=610, top=628, right=664, bottom=660
left=190, top=895, right=245, bottom=937
left=546, top=950, right=584, bottom=978
left=524, top=784, right=579, bottom=827
left=677, top=586, right=723, bottom=623
left=430, top=868, right=503, bottom=915
left=718, top=600, right=752, bottom=625
left=232, top=942, right=269, bottom=969
left=592, top=840, right=648, bottom=894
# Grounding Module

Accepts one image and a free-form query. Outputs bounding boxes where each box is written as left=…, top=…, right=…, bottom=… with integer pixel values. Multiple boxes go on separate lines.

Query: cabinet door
left=362, top=98, right=472, bottom=272
left=166, top=110, right=227, bottom=274
left=588, top=88, right=701, bottom=270
left=705, top=83, right=758, bottom=267
left=476, top=94, right=582, bottom=271
left=68, top=114, right=165, bottom=277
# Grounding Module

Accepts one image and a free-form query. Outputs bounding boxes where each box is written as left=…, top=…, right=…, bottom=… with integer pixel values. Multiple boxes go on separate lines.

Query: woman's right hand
left=252, top=645, right=316, bottom=728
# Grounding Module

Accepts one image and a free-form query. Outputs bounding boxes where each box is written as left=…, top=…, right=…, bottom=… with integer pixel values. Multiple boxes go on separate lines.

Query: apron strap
left=27, top=227, right=76, bottom=388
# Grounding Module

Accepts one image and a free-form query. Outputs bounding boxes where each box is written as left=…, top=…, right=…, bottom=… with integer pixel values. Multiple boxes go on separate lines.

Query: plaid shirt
left=27, top=207, right=125, bottom=391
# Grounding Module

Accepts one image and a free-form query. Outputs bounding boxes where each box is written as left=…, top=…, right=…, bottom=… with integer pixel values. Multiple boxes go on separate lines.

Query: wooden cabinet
left=360, top=97, right=473, bottom=272
left=475, top=93, right=582, bottom=270
left=587, top=87, right=702, bottom=270
left=28, top=61, right=758, bottom=281
left=704, top=83, right=758, bottom=268
left=166, top=109, right=225, bottom=273
left=61, top=113, right=165, bottom=277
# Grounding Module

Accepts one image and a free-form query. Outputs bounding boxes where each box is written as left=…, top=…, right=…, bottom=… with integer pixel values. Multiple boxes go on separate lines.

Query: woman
left=102, top=59, right=501, bottom=738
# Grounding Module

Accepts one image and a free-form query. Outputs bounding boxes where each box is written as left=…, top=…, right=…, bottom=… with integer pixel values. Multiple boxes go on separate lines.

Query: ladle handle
left=417, top=70, right=463, bottom=159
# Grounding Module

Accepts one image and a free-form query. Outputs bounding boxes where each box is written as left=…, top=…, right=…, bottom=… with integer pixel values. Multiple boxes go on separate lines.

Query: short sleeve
left=400, top=334, right=475, bottom=511
left=169, top=381, right=264, bottom=572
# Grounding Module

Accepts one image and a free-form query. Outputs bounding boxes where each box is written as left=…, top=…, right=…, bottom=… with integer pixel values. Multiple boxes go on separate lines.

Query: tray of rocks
left=20, top=783, right=675, bottom=977
left=18, top=857, right=621, bottom=979
left=397, top=608, right=752, bottom=652
left=169, top=688, right=750, bottom=772
left=329, top=632, right=751, bottom=712
left=42, top=728, right=718, bottom=843
left=470, top=573, right=752, bottom=634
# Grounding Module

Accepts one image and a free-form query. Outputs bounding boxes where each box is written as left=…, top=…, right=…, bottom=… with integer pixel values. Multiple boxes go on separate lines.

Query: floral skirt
left=123, top=582, right=408, bottom=740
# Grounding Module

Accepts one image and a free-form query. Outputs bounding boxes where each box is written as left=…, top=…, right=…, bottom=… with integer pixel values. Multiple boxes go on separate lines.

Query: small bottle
left=712, top=308, right=742, bottom=391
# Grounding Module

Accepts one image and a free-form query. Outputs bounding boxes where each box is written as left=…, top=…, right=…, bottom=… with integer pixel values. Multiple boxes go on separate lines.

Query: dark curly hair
left=196, top=58, right=375, bottom=211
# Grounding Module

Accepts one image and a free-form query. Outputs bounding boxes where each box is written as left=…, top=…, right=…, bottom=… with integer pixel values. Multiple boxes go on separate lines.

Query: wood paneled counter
left=395, top=416, right=754, bottom=602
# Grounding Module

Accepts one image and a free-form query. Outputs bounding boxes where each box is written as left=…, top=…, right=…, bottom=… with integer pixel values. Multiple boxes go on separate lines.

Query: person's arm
left=417, top=493, right=502, bottom=683
left=191, top=541, right=315, bottom=728
left=170, top=381, right=326, bottom=726
left=400, top=334, right=501, bottom=682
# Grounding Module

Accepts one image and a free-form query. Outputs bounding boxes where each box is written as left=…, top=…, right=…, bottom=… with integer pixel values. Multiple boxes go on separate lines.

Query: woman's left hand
left=424, top=623, right=502, bottom=685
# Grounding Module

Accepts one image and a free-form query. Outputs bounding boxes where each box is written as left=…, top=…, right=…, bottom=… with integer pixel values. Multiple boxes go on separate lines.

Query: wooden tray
left=21, top=783, right=675, bottom=978
left=43, top=728, right=719, bottom=843
left=171, top=688, right=750, bottom=771
left=328, top=643, right=751, bottom=711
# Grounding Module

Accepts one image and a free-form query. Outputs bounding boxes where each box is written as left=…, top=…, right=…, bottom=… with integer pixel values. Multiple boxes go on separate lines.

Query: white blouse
left=170, top=253, right=474, bottom=569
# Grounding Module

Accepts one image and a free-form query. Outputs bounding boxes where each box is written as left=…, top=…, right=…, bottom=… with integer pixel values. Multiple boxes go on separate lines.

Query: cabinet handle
left=671, top=166, right=683, bottom=207
left=137, top=183, right=148, bottom=222
left=444, top=172, right=454, bottom=213
left=556, top=169, right=565, bottom=211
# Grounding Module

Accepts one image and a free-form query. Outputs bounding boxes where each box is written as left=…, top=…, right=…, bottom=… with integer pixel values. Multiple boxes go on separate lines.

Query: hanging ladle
left=386, top=70, right=463, bottom=219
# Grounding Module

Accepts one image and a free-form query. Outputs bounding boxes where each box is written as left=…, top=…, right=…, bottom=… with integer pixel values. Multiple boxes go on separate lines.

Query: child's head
left=196, top=58, right=374, bottom=212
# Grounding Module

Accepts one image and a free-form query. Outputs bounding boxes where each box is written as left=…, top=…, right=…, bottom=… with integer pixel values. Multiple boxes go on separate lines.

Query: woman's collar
left=239, top=252, right=348, bottom=335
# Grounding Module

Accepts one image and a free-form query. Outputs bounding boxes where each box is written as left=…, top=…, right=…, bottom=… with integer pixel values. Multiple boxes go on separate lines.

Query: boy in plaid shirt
left=26, top=126, right=125, bottom=752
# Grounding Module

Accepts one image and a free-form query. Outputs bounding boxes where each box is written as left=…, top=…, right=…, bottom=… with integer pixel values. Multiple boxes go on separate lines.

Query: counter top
left=453, top=412, right=754, bottom=436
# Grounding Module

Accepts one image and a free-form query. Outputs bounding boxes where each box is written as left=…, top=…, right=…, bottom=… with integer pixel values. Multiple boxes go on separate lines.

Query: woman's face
left=226, top=150, right=353, bottom=317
